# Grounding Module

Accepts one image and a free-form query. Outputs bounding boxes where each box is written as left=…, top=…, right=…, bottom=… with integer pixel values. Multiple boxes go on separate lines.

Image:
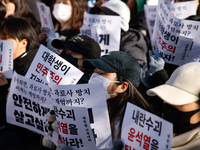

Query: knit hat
left=51, top=35, right=101, bottom=59
left=90, top=0, right=130, bottom=32
left=147, top=62, right=200, bottom=105
left=83, top=51, right=141, bottom=87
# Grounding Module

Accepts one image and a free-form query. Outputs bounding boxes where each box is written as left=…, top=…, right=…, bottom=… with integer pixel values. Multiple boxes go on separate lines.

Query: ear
left=117, top=82, right=128, bottom=93
left=20, top=39, right=28, bottom=50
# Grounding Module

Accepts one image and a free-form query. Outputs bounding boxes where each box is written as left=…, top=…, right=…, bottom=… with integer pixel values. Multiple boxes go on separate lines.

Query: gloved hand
left=141, top=64, right=151, bottom=89
left=56, top=143, right=73, bottom=150
left=111, top=139, right=124, bottom=150
left=149, top=50, right=165, bottom=75
left=46, top=32, right=60, bottom=55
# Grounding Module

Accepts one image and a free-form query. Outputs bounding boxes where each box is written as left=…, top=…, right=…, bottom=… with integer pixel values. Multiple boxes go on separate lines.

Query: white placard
left=152, top=0, right=200, bottom=52
left=25, top=45, right=84, bottom=85
left=0, top=40, right=13, bottom=78
left=48, top=82, right=112, bottom=149
left=144, top=1, right=196, bottom=39
left=121, top=103, right=173, bottom=150
left=153, top=15, right=193, bottom=66
left=6, top=72, right=59, bottom=145
left=54, top=104, right=97, bottom=150
left=80, top=13, right=121, bottom=56
left=36, top=2, right=56, bottom=37
left=169, top=1, right=197, bottom=19
left=144, top=5, right=157, bottom=39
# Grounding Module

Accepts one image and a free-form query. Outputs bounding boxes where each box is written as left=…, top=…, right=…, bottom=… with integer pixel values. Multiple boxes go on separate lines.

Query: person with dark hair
left=1, top=0, right=41, bottom=34
left=0, top=2, right=6, bottom=22
left=38, top=0, right=86, bottom=46
left=0, top=17, right=42, bottom=150
left=51, top=35, right=101, bottom=84
left=42, top=35, right=102, bottom=149
left=55, top=51, right=154, bottom=150
left=147, top=62, right=200, bottom=150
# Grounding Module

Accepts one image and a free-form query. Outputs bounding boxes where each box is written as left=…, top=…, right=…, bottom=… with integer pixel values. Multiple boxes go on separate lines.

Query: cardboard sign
left=54, top=104, right=97, bottom=150
left=0, top=40, right=13, bottom=79
left=37, top=2, right=56, bottom=37
left=25, top=45, right=84, bottom=85
left=48, top=82, right=112, bottom=149
left=6, top=72, right=59, bottom=145
left=121, top=103, right=173, bottom=150
left=80, top=13, right=121, bottom=56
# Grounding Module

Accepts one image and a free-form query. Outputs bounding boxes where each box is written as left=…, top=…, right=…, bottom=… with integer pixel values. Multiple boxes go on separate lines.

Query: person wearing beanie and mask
left=51, top=35, right=101, bottom=84
left=147, top=62, right=200, bottom=150
left=38, top=0, right=86, bottom=52
left=90, top=0, right=148, bottom=68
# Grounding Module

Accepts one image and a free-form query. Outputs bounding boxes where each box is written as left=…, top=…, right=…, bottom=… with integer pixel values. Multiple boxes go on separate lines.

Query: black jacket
left=0, top=48, right=42, bottom=149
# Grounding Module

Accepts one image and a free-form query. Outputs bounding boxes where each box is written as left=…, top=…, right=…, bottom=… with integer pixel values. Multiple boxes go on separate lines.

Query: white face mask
left=89, top=72, right=120, bottom=99
left=52, top=3, right=72, bottom=23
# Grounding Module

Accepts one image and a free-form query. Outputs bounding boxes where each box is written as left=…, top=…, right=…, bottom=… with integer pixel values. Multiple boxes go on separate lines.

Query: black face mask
left=163, top=104, right=200, bottom=135
left=64, top=54, right=79, bottom=68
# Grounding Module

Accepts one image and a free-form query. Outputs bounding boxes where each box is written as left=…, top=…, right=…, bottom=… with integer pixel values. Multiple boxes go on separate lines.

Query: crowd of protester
left=0, top=0, right=200, bottom=150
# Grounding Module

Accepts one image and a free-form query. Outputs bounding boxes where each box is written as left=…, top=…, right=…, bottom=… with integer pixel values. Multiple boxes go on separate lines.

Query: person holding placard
left=82, top=51, right=154, bottom=145
left=55, top=51, right=154, bottom=150
left=147, top=62, right=200, bottom=150
left=0, top=17, right=43, bottom=150
left=51, top=35, right=101, bottom=84
left=90, top=0, right=148, bottom=67
left=38, top=0, right=86, bottom=48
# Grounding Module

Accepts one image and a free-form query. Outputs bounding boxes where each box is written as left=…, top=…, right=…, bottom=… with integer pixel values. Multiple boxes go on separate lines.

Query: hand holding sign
left=149, top=50, right=165, bottom=74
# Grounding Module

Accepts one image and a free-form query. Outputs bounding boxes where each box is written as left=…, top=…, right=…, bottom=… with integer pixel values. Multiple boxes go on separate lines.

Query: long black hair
left=107, top=73, right=154, bottom=141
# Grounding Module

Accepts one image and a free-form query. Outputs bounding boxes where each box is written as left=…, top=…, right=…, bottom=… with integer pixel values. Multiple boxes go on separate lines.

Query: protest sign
left=80, top=13, right=121, bottom=56
left=144, top=5, right=157, bottom=38
left=150, top=0, right=200, bottom=65
left=36, top=2, right=56, bottom=37
left=0, top=40, right=13, bottom=79
left=54, top=104, right=97, bottom=150
left=152, top=0, right=200, bottom=52
left=6, top=72, right=59, bottom=145
left=153, top=16, right=193, bottom=66
left=121, top=102, right=173, bottom=150
left=169, top=1, right=196, bottom=19
left=48, top=82, right=112, bottom=149
left=144, top=1, right=196, bottom=40
left=25, top=45, right=84, bottom=85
